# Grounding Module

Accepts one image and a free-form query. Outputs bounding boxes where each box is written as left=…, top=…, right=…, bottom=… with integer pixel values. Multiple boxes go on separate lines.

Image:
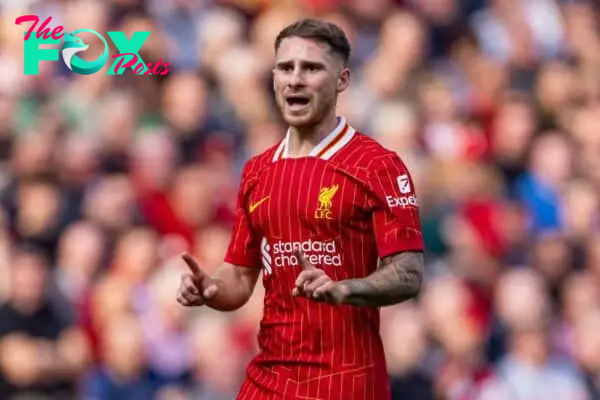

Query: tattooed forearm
left=340, top=252, right=424, bottom=307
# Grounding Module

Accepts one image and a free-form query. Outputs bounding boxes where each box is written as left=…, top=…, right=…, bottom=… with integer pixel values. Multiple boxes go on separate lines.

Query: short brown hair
left=274, top=19, right=351, bottom=66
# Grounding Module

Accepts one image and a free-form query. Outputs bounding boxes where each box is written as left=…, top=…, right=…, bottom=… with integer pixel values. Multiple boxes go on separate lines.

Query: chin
left=282, top=112, right=317, bottom=128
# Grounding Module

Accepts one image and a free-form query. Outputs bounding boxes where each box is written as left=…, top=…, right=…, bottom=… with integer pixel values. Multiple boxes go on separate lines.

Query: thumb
left=295, top=250, right=316, bottom=270
left=182, top=253, right=207, bottom=280
left=203, top=282, right=219, bottom=299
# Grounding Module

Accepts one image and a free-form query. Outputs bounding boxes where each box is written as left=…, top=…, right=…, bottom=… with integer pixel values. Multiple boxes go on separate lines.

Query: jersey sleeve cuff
left=377, top=241, right=424, bottom=259
left=224, top=254, right=261, bottom=269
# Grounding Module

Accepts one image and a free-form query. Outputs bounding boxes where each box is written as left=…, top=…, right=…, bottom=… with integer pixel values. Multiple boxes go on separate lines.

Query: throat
left=286, top=116, right=340, bottom=158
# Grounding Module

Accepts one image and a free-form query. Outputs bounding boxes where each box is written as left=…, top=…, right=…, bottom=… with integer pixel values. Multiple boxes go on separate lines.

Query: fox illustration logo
left=62, top=29, right=108, bottom=75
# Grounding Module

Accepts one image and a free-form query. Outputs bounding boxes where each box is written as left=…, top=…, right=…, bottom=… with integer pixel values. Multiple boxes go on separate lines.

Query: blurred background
left=1, top=0, right=600, bottom=399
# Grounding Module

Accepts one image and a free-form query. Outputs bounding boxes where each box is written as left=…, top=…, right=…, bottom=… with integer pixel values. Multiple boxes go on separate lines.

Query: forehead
left=275, top=36, right=336, bottom=64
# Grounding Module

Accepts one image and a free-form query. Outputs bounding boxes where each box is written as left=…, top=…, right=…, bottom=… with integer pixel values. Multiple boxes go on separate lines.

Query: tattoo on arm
left=341, top=252, right=424, bottom=307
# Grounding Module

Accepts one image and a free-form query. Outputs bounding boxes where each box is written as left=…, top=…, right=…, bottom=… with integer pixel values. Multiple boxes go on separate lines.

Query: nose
left=288, top=68, right=305, bottom=88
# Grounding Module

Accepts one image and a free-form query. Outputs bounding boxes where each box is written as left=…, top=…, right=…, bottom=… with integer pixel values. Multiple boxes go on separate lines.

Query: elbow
left=408, top=278, right=423, bottom=300
left=398, top=272, right=423, bottom=302
left=206, top=291, right=253, bottom=312
left=212, top=304, right=243, bottom=312
left=408, top=258, right=425, bottom=300
left=411, top=269, right=425, bottom=299
left=207, top=298, right=248, bottom=312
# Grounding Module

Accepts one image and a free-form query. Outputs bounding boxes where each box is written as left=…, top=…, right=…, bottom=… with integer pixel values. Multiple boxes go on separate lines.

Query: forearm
left=207, top=263, right=259, bottom=311
left=340, top=252, right=424, bottom=307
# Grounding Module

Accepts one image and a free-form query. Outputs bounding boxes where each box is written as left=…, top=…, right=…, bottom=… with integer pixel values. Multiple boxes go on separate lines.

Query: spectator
left=82, top=314, right=155, bottom=399
left=0, top=245, right=90, bottom=399
left=478, top=270, right=588, bottom=400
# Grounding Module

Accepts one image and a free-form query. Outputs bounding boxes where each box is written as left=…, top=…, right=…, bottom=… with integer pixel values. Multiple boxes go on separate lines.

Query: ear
left=337, top=67, right=350, bottom=94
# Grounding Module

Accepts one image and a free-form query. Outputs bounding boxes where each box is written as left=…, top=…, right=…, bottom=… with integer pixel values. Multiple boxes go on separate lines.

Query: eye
left=305, top=64, right=322, bottom=72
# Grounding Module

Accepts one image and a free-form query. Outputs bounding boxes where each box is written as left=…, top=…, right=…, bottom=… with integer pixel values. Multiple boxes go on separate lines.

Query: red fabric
left=137, top=190, right=195, bottom=248
left=225, top=127, right=424, bottom=399
left=298, top=0, right=341, bottom=13
left=469, top=93, right=497, bottom=160
left=462, top=125, right=489, bottom=162
left=464, top=281, right=493, bottom=334
left=78, top=290, right=102, bottom=363
left=461, top=201, right=504, bottom=258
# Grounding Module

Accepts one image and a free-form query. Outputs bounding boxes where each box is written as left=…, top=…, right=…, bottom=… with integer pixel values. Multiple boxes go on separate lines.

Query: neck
left=287, top=113, right=339, bottom=158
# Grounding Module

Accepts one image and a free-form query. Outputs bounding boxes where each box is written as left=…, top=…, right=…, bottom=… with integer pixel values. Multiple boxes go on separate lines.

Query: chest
left=247, top=159, right=371, bottom=237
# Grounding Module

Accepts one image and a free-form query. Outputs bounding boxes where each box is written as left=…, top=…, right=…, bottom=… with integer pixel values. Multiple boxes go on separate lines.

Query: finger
left=295, top=270, right=322, bottom=289
left=203, top=283, right=218, bottom=299
left=181, top=289, right=200, bottom=303
left=295, top=250, right=316, bottom=271
left=181, top=274, right=199, bottom=295
left=177, top=291, right=200, bottom=307
left=292, top=287, right=301, bottom=297
left=313, top=281, right=337, bottom=299
left=176, top=292, right=189, bottom=306
left=179, top=290, right=203, bottom=306
left=304, top=275, right=331, bottom=294
left=182, top=253, right=206, bottom=279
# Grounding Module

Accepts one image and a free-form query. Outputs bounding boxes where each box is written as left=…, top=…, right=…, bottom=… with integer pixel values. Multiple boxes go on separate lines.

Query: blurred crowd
left=0, top=0, right=600, bottom=399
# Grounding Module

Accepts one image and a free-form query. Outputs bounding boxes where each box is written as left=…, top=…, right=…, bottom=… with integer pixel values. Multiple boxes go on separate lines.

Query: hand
left=292, top=250, right=349, bottom=305
left=176, top=253, right=219, bottom=307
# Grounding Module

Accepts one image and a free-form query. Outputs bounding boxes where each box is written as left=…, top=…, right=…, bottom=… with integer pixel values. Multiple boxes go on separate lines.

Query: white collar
left=272, top=117, right=356, bottom=162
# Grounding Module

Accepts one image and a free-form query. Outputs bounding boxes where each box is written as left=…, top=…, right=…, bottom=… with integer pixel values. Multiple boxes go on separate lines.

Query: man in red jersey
left=176, top=18, right=425, bottom=400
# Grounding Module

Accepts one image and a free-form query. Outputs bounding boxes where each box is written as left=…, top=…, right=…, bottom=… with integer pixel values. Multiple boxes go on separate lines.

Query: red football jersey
left=225, top=117, right=424, bottom=400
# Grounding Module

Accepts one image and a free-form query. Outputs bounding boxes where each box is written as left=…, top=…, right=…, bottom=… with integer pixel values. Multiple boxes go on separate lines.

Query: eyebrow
left=274, top=60, right=328, bottom=69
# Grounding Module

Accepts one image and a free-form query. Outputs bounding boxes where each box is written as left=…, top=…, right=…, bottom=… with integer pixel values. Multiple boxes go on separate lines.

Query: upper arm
left=224, top=161, right=262, bottom=269
left=366, top=154, right=424, bottom=258
left=380, top=251, right=424, bottom=274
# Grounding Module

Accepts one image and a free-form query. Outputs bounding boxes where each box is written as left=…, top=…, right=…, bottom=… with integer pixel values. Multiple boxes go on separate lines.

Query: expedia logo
left=260, top=238, right=342, bottom=272
left=386, top=194, right=418, bottom=208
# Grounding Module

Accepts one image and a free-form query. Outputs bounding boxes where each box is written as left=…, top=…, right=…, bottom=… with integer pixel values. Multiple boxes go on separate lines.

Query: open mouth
left=286, top=96, right=310, bottom=107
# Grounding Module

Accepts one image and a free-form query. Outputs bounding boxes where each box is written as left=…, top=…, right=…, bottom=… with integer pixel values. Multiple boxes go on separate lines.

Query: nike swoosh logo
left=249, top=196, right=269, bottom=213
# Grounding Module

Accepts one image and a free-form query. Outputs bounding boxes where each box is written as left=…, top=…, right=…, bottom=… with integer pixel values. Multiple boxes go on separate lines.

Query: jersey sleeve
left=366, top=153, right=424, bottom=258
left=224, top=161, right=261, bottom=268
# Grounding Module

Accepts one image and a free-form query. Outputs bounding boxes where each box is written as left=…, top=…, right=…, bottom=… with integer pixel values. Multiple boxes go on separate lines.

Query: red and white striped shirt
left=226, top=117, right=424, bottom=400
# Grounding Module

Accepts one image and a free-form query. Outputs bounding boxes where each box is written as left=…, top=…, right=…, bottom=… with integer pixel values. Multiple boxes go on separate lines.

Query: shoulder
left=338, top=132, right=409, bottom=174
left=240, top=141, right=282, bottom=180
